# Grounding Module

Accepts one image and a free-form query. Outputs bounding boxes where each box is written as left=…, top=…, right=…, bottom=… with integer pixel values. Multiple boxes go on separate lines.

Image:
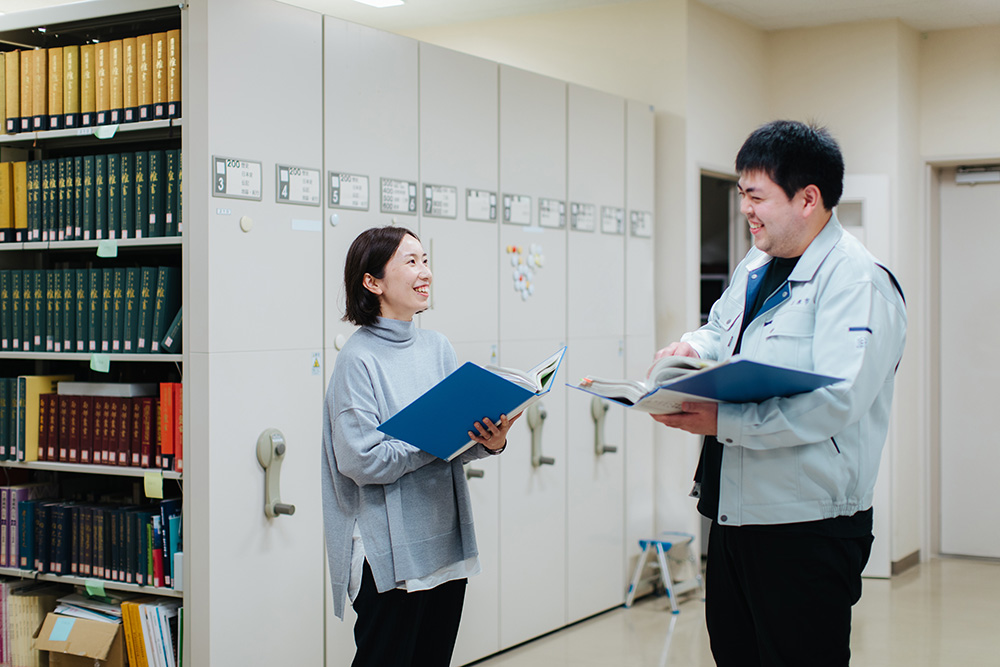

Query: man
left=653, top=120, right=906, bottom=666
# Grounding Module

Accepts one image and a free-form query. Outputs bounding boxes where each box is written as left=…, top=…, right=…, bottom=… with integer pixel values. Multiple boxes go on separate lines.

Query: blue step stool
left=625, top=532, right=704, bottom=614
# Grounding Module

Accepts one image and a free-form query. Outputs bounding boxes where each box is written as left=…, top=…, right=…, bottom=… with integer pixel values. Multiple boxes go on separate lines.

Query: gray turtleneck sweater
left=321, top=317, right=491, bottom=619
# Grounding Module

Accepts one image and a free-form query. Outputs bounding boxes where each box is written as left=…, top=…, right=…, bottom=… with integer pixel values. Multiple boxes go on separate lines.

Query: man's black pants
left=352, top=561, right=467, bottom=667
left=706, top=520, right=873, bottom=667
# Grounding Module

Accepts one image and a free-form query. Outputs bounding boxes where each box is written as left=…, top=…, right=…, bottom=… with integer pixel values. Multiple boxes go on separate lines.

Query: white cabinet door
left=186, top=3, right=324, bottom=664
left=565, top=84, right=627, bottom=622
left=416, top=44, right=502, bottom=663
left=496, top=65, right=570, bottom=648
left=323, top=18, right=420, bottom=355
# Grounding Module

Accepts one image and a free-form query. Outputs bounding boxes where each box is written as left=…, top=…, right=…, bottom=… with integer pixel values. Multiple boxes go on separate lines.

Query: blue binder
left=663, top=358, right=841, bottom=403
left=378, top=347, right=566, bottom=461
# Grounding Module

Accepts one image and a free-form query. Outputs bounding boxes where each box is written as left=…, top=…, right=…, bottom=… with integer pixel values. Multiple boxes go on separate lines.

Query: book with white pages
left=571, top=354, right=842, bottom=414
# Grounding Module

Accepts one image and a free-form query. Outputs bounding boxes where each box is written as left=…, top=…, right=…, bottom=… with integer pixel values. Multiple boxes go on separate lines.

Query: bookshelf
left=0, top=3, right=185, bottom=664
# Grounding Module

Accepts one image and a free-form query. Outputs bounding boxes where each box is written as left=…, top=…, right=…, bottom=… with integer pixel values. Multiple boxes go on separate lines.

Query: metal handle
left=257, top=428, right=296, bottom=518
left=528, top=403, right=555, bottom=467
left=591, top=397, right=618, bottom=455
left=465, top=467, right=485, bottom=479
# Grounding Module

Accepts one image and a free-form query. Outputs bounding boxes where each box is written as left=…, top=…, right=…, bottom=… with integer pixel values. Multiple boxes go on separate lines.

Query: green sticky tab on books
left=96, top=240, right=118, bottom=258
left=145, top=471, right=164, bottom=499
left=85, top=579, right=106, bottom=598
left=94, top=124, right=118, bottom=140
left=90, top=353, right=111, bottom=373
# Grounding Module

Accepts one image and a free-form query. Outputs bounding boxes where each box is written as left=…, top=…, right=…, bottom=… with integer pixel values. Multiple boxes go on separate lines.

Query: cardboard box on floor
left=33, top=613, right=127, bottom=667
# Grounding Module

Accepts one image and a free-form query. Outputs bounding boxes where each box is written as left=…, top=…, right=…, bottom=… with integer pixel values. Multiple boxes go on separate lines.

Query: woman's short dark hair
left=343, top=225, right=419, bottom=327
left=735, top=120, right=844, bottom=210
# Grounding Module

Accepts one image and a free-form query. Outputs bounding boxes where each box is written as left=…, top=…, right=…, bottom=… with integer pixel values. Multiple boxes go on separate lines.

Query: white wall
left=920, top=25, right=1000, bottom=160
left=403, top=0, right=1000, bottom=567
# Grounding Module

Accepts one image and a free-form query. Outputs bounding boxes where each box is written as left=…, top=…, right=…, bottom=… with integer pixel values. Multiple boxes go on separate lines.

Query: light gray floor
left=471, top=557, right=1000, bottom=666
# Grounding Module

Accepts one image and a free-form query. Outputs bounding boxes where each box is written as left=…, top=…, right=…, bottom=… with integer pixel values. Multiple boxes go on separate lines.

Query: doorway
left=937, top=165, right=1000, bottom=558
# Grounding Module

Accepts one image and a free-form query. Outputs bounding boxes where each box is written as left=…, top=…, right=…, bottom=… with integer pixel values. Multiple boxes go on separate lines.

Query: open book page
left=572, top=356, right=842, bottom=415
left=485, top=346, right=567, bottom=393
left=574, top=355, right=716, bottom=408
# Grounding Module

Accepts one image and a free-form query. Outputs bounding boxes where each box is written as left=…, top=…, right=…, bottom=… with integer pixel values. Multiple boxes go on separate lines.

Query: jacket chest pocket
left=761, top=309, right=815, bottom=368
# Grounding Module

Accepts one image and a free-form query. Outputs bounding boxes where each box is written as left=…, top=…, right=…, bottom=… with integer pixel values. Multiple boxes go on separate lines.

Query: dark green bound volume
left=160, top=304, right=182, bottom=353
left=40, top=161, right=51, bottom=242
left=100, top=267, right=114, bottom=352
left=87, top=269, right=101, bottom=352
left=148, top=150, right=165, bottom=237
left=61, top=157, right=74, bottom=240
left=94, top=154, right=107, bottom=240
left=83, top=155, right=96, bottom=240
left=27, top=161, right=40, bottom=242
left=165, top=150, right=178, bottom=237
left=120, top=152, right=133, bottom=239
left=0, top=270, right=10, bottom=351
left=134, top=151, right=148, bottom=238
left=46, top=160, right=57, bottom=241
left=107, top=153, right=120, bottom=240
left=150, top=266, right=179, bottom=353
left=32, top=269, right=45, bottom=352
left=47, top=270, right=59, bottom=351
left=62, top=268, right=75, bottom=352
left=20, top=270, right=32, bottom=351
left=11, top=270, right=22, bottom=351
left=74, top=156, right=84, bottom=239
left=74, top=269, right=87, bottom=352
left=57, top=159, right=68, bottom=240
left=123, top=267, right=140, bottom=353
left=136, top=266, right=155, bottom=352
left=111, top=267, right=125, bottom=353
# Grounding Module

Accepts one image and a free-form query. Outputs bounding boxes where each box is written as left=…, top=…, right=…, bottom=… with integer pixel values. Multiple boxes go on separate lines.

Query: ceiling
left=2, top=0, right=999, bottom=32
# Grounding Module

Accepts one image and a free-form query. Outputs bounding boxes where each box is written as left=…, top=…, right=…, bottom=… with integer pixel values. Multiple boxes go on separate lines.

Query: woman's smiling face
left=366, top=233, right=432, bottom=321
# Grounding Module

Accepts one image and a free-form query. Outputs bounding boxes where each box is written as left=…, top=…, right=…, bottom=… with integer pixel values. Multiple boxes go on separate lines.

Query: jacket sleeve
left=716, top=275, right=906, bottom=451
left=326, top=360, right=438, bottom=486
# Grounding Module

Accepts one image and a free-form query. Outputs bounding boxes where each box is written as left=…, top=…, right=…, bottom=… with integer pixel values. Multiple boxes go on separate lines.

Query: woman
left=322, top=225, right=513, bottom=666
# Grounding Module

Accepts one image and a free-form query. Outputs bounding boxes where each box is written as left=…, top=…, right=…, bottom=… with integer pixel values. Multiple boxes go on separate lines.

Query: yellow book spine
left=19, top=49, right=31, bottom=131
left=109, top=39, right=123, bottom=123
left=31, top=48, right=47, bottom=129
left=0, top=162, right=12, bottom=233
left=95, top=42, right=109, bottom=122
left=0, top=53, right=6, bottom=133
left=4, top=50, right=18, bottom=132
left=167, top=28, right=181, bottom=117
left=152, top=32, right=167, bottom=117
left=137, top=34, right=153, bottom=120
left=13, top=162, right=27, bottom=234
left=123, top=37, right=137, bottom=121
left=80, top=44, right=95, bottom=125
left=47, top=46, right=63, bottom=118
left=63, top=44, right=80, bottom=123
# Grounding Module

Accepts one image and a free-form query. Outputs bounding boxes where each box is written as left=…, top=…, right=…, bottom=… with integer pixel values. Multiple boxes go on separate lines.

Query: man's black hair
left=736, top=120, right=844, bottom=210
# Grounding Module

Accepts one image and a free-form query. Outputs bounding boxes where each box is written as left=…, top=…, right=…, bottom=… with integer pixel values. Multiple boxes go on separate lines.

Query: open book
left=571, top=355, right=842, bottom=414
left=378, top=346, right=567, bottom=461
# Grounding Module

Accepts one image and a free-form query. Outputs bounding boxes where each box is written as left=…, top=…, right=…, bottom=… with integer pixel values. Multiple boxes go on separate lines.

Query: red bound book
left=102, top=397, right=114, bottom=465
left=117, top=397, right=131, bottom=466
left=173, top=382, right=182, bottom=473
left=67, top=395, right=80, bottom=462
left=37, top=394, right=50, bottom=462
left=58, top=396, right=70, bottom=461
left=50, top=394, right=61, bottom=461
left=130, top=397, right=142, bottom=466
left=158, top=383, right=173, bottom=470
left=139, top=397, right=154, bottom=468
left=79, top=396, right=94, bottom=464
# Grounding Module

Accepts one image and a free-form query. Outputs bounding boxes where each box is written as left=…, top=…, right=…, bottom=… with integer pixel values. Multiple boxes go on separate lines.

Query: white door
left=938, top=166, right=1000, bottom=558
left=566, top=84, right=626, bottom=622
left=186, top=1, right=324, bottom=664
left=416, top=43, right=502, bottom=665
left=321, top=19, right=420, bottom=666
left=497, top=65, right=570, bottom=648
